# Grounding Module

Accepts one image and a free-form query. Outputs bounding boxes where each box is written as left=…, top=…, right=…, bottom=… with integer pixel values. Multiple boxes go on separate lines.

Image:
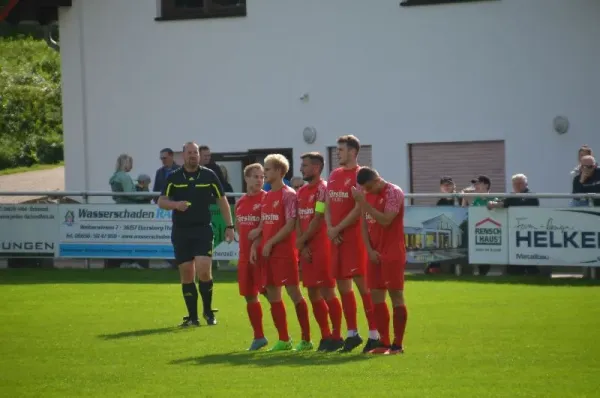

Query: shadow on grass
left=98, top=326, right=185, bottom=340
left=170, top=350, right=372, bottom=368
left=0, top=269, right=238, bottom=285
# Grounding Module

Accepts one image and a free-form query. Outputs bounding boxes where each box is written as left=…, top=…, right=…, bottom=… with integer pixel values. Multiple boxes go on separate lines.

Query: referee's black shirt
left=161, top=166, right=225, bottom=228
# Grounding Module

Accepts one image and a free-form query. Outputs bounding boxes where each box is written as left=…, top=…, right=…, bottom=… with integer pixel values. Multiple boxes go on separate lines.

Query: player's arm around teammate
left=352, top=167, right=407, bottom=355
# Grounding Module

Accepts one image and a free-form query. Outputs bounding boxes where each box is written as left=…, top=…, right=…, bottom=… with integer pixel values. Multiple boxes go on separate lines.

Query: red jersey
left=235, top=190, right=266, bottom=263
left=364, top=182, right=406, bottom=262
left=297, top=179, right=328, bottom=250
left=327, top=166, right=361, bottom=236
left=261, top=185, right=298, bottom=260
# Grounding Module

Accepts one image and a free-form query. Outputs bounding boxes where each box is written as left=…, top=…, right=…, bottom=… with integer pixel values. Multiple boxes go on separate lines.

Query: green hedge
left=0, top=36, right=63, bottom=169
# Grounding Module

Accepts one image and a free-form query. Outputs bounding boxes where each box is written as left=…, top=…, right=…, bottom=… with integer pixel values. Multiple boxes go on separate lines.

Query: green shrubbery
left=0, top=36, right=63, bottom=169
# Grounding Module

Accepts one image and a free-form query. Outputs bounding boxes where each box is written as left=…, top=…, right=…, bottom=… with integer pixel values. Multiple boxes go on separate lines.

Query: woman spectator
left=570, top=145, right=593, bottom=207
left=109, top=154, right=143, bottom=204
left=107, top=154, right=145, bottom=269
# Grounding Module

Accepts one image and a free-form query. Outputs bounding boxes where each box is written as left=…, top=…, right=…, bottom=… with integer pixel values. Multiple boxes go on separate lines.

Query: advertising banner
left=57, top=205, right=173, bottom=258
left=468, top=207, right=509, bottom=264
left=0, top=204, right=58, bottom=257
left=508, top=208, right=600, bottom=266
left=404, top=206, right=468, bottom=264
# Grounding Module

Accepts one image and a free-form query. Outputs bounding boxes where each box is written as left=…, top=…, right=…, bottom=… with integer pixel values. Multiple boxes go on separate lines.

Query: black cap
left=472, top=175, right=491, bottom=186
left=440, top=176, right=454, bottom=184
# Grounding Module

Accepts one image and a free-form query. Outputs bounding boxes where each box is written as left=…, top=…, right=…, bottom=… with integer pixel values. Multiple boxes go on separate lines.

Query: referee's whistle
left=186, top=202, right=192, bottom=206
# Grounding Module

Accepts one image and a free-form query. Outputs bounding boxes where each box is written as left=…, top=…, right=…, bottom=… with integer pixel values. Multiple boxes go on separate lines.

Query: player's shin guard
left=270, top=301, right=290, bottom=341
left=326, top=297, right=343, bottom=340
left=295, top=299, right=311, bottom=342
left=340, top=291, right=358, bottom=332
left=247, top=301, right=264, bottom=339
left=198, top=280, right=214, bottom=315
left=182, top=283, right=198, bottom=320
left=374, top=302, right=391, bottom=346
left=311, top=299, right=331, bottom=339
left=392, top=305, right=408, bottom=347
left=360, top=293, right=377, bottom=332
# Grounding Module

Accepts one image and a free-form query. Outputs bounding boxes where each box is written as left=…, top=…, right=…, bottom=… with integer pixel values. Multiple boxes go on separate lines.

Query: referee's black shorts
left=171, top=224, right=214, bottom=266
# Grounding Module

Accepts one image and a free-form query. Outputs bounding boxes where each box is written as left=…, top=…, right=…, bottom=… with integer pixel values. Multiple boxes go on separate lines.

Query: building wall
left=59, top=0, right=600, bottom=202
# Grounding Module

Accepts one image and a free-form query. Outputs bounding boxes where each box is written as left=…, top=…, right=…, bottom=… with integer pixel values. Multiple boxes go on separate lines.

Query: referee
left=158, top=142, right=235, bottom=327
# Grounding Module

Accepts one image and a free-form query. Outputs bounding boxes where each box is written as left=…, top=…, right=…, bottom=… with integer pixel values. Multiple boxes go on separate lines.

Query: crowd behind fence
left=0, top=191, right=599, bottom=279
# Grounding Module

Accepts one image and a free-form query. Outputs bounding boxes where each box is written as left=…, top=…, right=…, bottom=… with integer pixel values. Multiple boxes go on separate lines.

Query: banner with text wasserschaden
left=57, top=205, right=174, bottom=258
left=508, top=208, right=600, bottom=266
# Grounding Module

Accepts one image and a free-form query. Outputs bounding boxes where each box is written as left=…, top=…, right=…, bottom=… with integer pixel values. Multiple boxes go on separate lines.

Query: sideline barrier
left=0, top=192, right=598, bottom=277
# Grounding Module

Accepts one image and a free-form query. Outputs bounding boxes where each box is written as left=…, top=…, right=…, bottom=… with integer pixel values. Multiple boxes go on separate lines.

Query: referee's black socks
left=182, top=283, right=198, bottom=320
left=198, top=280, right=214, bottom=316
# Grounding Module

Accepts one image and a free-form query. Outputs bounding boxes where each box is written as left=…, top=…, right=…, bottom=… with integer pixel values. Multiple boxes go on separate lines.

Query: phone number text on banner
left=58, top=205, right=174, bottom=258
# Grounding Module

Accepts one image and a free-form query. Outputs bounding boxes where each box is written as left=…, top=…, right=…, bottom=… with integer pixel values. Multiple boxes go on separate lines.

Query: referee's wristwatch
left=225, top=225, right=235, bottom=230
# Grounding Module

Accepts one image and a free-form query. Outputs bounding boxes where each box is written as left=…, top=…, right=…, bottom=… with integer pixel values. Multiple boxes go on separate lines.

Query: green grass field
left=0, top=270, right=599, bottom=397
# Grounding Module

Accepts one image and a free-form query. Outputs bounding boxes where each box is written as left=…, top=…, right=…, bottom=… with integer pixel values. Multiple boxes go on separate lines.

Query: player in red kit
left=249, top=154, right=312, bottom=352
left=325, top=135, right=379, bottom=353
left=235, top=163, right=268, bottom=351
left=296, top=152, right=345, bottom=352
left=352, top=167, right=407, bottom=355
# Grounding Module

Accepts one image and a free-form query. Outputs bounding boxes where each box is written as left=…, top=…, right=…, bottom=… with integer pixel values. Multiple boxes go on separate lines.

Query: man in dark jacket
left=153, top=148, right=179, bottom=193
left=572, top=155, right=600, bottom=206
left=488, top=173, right=540, bottom=275
left=199, top=145, right=228, bottom=204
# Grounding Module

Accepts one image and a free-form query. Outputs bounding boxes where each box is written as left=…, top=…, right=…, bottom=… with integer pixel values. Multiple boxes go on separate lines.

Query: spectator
left=290, top=176, right=305, bottom=191
left=463, top=175, right=495, bottom=276
left=488, top=173, right=540, bottom=209
left=153, top=148, right=179, bottom=194
left=199, top=145, right=227, bottom=185
left=134, top=174, right=153, bottom=204
left=570, top=145, right=594, bottom=207
left=488, top=173, right=540, bottom=276
left=109, top=154, right=142, bottom=204
left=573, top=155, right=600, bottom=207
left=218, top=164, right=236, bottom=205
left=425, top=176, right=460, bottom=275
left=107, top=154, right=144, bottom=269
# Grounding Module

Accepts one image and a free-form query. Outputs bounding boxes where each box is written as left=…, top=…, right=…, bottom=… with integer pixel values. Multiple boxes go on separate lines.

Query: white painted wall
left=59, top=0, right=600, bottom=203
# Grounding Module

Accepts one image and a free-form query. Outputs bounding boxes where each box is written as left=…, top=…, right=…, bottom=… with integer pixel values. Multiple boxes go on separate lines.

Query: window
left=327, top=145, right=373, bottom=173
left=157, top=0, right=247, bottom=21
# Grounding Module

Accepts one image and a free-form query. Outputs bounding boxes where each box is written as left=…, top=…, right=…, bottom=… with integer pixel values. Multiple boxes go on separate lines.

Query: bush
left=0, top=36, right=63, bottom=169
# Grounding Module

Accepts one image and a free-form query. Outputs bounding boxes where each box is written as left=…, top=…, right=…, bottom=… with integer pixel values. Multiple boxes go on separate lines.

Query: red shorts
left=367, top=260, right=406, bottom=291
left=264, top=257, right=299, bottom=287
left=237, top=259, right=264, bottom=297
left=300, top=246, right=335, bottom=288
left=331, top=227, right=367, bottom=280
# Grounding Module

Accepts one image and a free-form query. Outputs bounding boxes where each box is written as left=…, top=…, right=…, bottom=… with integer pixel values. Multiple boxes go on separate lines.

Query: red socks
left=326, top=297, right=343, bottom=340
left=393, top=305, right=408, bottom=347
left=360, top=293, right=377, bottom=331
left=295, top=299, right=311, bottom=342
left=374, top=302, right=391, bottom=346
left=311, top=299, right=332, bottom=340
left=270, top=301, right=289, bottom=341
left=246, top=301, right=264, bottom=339
left=340, top=291, right=358, bottom=331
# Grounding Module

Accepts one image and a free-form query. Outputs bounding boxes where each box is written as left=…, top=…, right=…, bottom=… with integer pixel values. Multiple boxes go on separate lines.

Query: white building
left=15, top=0, right=600, bottom=202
